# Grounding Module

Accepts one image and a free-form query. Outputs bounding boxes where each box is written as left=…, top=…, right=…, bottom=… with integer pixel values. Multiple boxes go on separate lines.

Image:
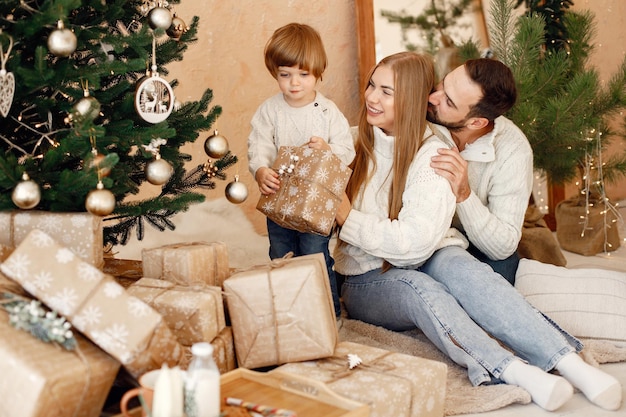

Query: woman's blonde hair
left=345, top=52, right=435, bottom=270
left=264, top=23, right=327, bottom=80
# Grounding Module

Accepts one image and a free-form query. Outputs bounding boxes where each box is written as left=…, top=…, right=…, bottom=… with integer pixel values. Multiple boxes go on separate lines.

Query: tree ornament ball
left=85, top=183, right=115, bottom=216
left=48, top=21, right=77, bottom=57
left=204, top=130, right=229, bottom=159
left=166, top=15, right=188, bottom=40
left=72, top=96, right=101, bottom=122
left=225, top=176, right=248, bottom=204
left=12, top=174, right=41, bottom=210
left=89, top=153, right=111, bottom=177
left=148, top=6, right=173, bottom=30
left=145, top=157, right=174, bottom=185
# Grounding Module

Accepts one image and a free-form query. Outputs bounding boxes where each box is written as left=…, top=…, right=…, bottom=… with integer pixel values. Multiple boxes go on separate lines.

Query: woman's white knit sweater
left=334, top=126, right=468, bottom=276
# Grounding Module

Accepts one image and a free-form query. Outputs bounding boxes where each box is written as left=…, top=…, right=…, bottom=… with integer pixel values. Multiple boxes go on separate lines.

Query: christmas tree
left=0, top=0, right=238, bottom=247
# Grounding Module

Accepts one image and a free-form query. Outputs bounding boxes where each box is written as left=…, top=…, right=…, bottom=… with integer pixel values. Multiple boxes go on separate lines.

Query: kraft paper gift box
left=277, top=341, right=448, bottom=417
left=0, top=308, right=120, bottom=417
left=179, top=326, right=237, bottom=374
left=142, top=241, right=230, bottom=287
left=127, top=277, right=226, bottom=346
left=223, top=252, right=337, bottom=369
left=256, top=146, right=352, bottom=236
left=0, top=210, right=103, bottom=267
left=0, top=229, right=183, bottom=378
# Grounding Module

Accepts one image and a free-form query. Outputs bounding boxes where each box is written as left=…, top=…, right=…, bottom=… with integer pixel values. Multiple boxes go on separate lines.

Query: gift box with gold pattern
left=142, top=241, right=230, bottom=287
left=277, top=341, right=448, bottom=417
left=0, top=229, right=182, bottom=378
left=223, top=252, right=337, bottom=369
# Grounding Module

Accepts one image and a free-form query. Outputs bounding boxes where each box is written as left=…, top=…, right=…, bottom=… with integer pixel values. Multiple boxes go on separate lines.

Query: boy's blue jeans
left=267, top=219, right=341, bottom=318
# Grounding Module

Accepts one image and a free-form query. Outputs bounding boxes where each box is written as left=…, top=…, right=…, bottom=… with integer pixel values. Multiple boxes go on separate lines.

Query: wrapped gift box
left=0, top=309, right=120, bottom=417
left=277, top=341, right=448, bottom=417
left=142, top=241, right=230, bottom=287
left=127, top=277, right=226, bottom=346
left=0, top=211, right=103, bottom=267
left=256, top=146, right=352, bottom=236
left=179, top=326, right=237, bottom=374
left=223, top=252, right=337, bottom=369
left=0, top=229, right=183, bottom=378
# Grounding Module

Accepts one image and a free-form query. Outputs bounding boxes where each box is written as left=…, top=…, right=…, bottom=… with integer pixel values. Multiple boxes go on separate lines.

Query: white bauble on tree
left=147, top=6, right=172, bottom=30
left=12, top=173, right=40, bottom=209
left=85, top=181, right=115, bottom=216
left=225, top=175, right=248, bottom=204
left=145, top=156, right=173, bottom=185
left=47, top=20, right=77, bottom=58
left=204, top=130, right=229, bottom=159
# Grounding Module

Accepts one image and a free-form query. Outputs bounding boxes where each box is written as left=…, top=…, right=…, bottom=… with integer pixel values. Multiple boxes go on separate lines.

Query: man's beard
left=427, top=107, right=467, bottom=131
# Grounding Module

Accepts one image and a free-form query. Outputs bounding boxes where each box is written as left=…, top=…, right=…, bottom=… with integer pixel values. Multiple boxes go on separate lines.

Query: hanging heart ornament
left=0, top=70, right=14, bottom=117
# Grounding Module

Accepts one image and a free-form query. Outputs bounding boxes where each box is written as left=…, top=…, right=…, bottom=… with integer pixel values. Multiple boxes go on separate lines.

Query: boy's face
left=276, top=65, right=317, bottom=107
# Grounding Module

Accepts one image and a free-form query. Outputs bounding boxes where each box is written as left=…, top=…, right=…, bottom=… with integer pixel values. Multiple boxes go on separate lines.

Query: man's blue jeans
left=267, top=219, right=341, bottom=318
left=341, top=245, right=582, bottom=385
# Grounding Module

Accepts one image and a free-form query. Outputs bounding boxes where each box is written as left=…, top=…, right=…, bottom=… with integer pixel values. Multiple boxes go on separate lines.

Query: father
left=427, top=58, right=533, bottom=284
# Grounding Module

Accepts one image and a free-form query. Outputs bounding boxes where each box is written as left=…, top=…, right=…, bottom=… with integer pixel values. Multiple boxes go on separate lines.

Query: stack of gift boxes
left=0, top=148, right=449, bottom=417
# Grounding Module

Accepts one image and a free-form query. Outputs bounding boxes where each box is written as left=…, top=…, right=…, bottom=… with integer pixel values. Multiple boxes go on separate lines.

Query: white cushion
left=515, top=258, right=626, bottom=342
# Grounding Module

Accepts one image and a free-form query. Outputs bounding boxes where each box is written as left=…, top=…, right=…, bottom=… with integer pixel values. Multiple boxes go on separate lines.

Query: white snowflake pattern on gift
left=279, top=202, right=296, bottom=217
left=69, top=215, right=89, bottom=228
left=331, top=178, right=345, bottom=194
left=77, top=262, right=104, bottom=282
left=49, top=287, right=79, bottom=316
left=315, top=167, right=330, bottom=184
left=297, top=162, right=311, bottom=178
left=91, top=323, right=130, bottom=358
left=31, top=270, right=54, bottom=291
left=321, top=150, right=333, bottom=161
left=71, top=246, right=90, bottom=262
left=0, top=215, right=8, bottom=230
left=55, top=247, right=75, bottom=264
left=128, top=297, right=152, bottom=317
left=318, top=217, right=332, bottom=232
left=1, top=253, right=31, bottom=279
left=37, top=216, right=63, bottom=234
left=173, top=294, right=196, bottom=311
left=30, top=229, right=54, bottom=247
left=103, top=281, right=124, bottom=298
left=301, top=147, right=314, bottom=158
left=13, top=213, right=33, bottom=227
left=73, top=304, right=103, bottom=328
left=261, top=200, right=275, bottom=212
left=302, top=208, right=314, bottom=221
left=288, top=185, right=298, bottom=197
left=324, top=198, right=335, bottom=212
left=307, top=186, right=320, bottom=202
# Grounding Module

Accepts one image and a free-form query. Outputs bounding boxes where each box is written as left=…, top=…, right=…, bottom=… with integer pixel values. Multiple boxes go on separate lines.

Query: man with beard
left=426, top=58, right=533, bottom=284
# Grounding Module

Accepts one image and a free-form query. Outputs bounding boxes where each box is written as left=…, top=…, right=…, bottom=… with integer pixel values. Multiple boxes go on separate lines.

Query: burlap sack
left=555, top=196, right=621, bottom=256
left=518, top=205, right=567, bottom=266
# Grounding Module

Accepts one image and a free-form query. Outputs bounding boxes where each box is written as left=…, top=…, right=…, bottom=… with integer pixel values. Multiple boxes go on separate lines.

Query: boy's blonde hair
left=264, top=23, right=327, bottom=80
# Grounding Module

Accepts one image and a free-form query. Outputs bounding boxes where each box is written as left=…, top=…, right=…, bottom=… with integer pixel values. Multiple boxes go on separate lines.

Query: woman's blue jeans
left=341, top=245, right=582, bottom=386
left=267, top=218, right=341, bottom=318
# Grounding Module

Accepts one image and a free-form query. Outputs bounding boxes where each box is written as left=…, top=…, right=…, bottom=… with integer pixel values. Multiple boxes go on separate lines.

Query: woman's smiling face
left=364, top=64, right=395, bottom=135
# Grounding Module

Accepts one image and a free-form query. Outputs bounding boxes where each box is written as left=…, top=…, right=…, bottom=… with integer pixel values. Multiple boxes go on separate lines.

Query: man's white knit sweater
left=334, top=126, right=468, bottom=276
left=247, top=92, right=355, bottom=177
left=432, top=116, right=534, bottom=260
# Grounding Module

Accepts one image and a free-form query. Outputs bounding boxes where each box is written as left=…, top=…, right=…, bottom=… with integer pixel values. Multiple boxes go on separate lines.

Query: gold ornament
left=88, top=152, right=111, bottom=177
left=204, top=130, right=229, bottom=159
left=145, top=155, right=173, bottom=185
left=202, top=160, right=219, bottom=178
left=147, top=6, right=172, bottom=30
left=47, top=21, right=77, bottom=58
left=225, top=175, right=248, bottom=204
left=166, top=14, right=188, bottom=40
left=12, top=172, right=40, bottom=210
left=70, top=94, right=101, bottom=123
left=85, top=181, right=115, bottom=216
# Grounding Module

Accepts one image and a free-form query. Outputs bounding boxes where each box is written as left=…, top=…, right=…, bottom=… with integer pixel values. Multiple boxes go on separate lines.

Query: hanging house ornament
left=0, top=31, right=15, bottom=117
left=135, top=37, right=174, bottom=123
left=47, top=20, right=77, bottom=58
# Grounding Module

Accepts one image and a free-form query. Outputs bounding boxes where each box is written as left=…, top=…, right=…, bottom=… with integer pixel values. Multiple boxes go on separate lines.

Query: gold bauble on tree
left=225, top=175, right=248, bottom=204
left=166, top=14, right=188, bottom=40
left=12, top=173, right=41, bottom=210
left=204, top=130, right=229, bottom=159
left=85, top=181, right=115, bottom=216
left=47, top=20, right=77, bottom=58
left=145, top=155, right=173, bottom=185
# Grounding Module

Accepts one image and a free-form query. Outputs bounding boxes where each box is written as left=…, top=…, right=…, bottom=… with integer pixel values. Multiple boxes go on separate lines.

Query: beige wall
left=167, top=1, right=361, bottom=233
left=165, top=0, right=626, bottom=235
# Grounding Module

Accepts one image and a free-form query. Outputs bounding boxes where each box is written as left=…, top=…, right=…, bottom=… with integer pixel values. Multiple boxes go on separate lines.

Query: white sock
left=556, top=352, right=622, bottom=410
left=501, top=359, right=573, bottom=411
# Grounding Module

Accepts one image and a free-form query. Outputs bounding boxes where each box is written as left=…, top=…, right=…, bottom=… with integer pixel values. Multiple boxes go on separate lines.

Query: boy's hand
left=256, top=166, right=280, bottom=195
left=308, top=136, right=331, bottom=151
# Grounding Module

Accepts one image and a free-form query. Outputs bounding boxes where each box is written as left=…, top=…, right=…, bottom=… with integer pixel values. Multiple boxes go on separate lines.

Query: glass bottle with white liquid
left=185, top=342, right=221, bottom=417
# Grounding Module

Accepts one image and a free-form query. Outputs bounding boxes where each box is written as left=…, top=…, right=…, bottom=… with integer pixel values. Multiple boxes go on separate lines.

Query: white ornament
left=48, top=21, right=77, bottom=58
left=0, top=33, right=15, bottom=117
left=135, top=72, right=174, bottom=123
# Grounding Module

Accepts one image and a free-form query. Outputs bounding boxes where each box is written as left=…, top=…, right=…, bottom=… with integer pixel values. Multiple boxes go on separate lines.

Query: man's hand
left=430, top=147, right=471, bottom=203
left=255, top=166, right=280, bottom=195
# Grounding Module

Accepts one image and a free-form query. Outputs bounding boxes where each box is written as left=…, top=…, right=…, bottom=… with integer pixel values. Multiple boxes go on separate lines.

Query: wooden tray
left=221, top=368, right=369, bottom=417
left=112, top=368, right=369, bottom=417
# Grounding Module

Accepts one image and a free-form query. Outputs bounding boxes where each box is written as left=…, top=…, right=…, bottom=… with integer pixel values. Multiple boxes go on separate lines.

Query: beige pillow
left=515, top=258, right=626, bottom=342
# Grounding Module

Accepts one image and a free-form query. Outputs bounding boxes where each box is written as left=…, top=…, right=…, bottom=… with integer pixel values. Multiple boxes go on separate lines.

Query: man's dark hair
left=465, top=58, right=517, bottom=121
